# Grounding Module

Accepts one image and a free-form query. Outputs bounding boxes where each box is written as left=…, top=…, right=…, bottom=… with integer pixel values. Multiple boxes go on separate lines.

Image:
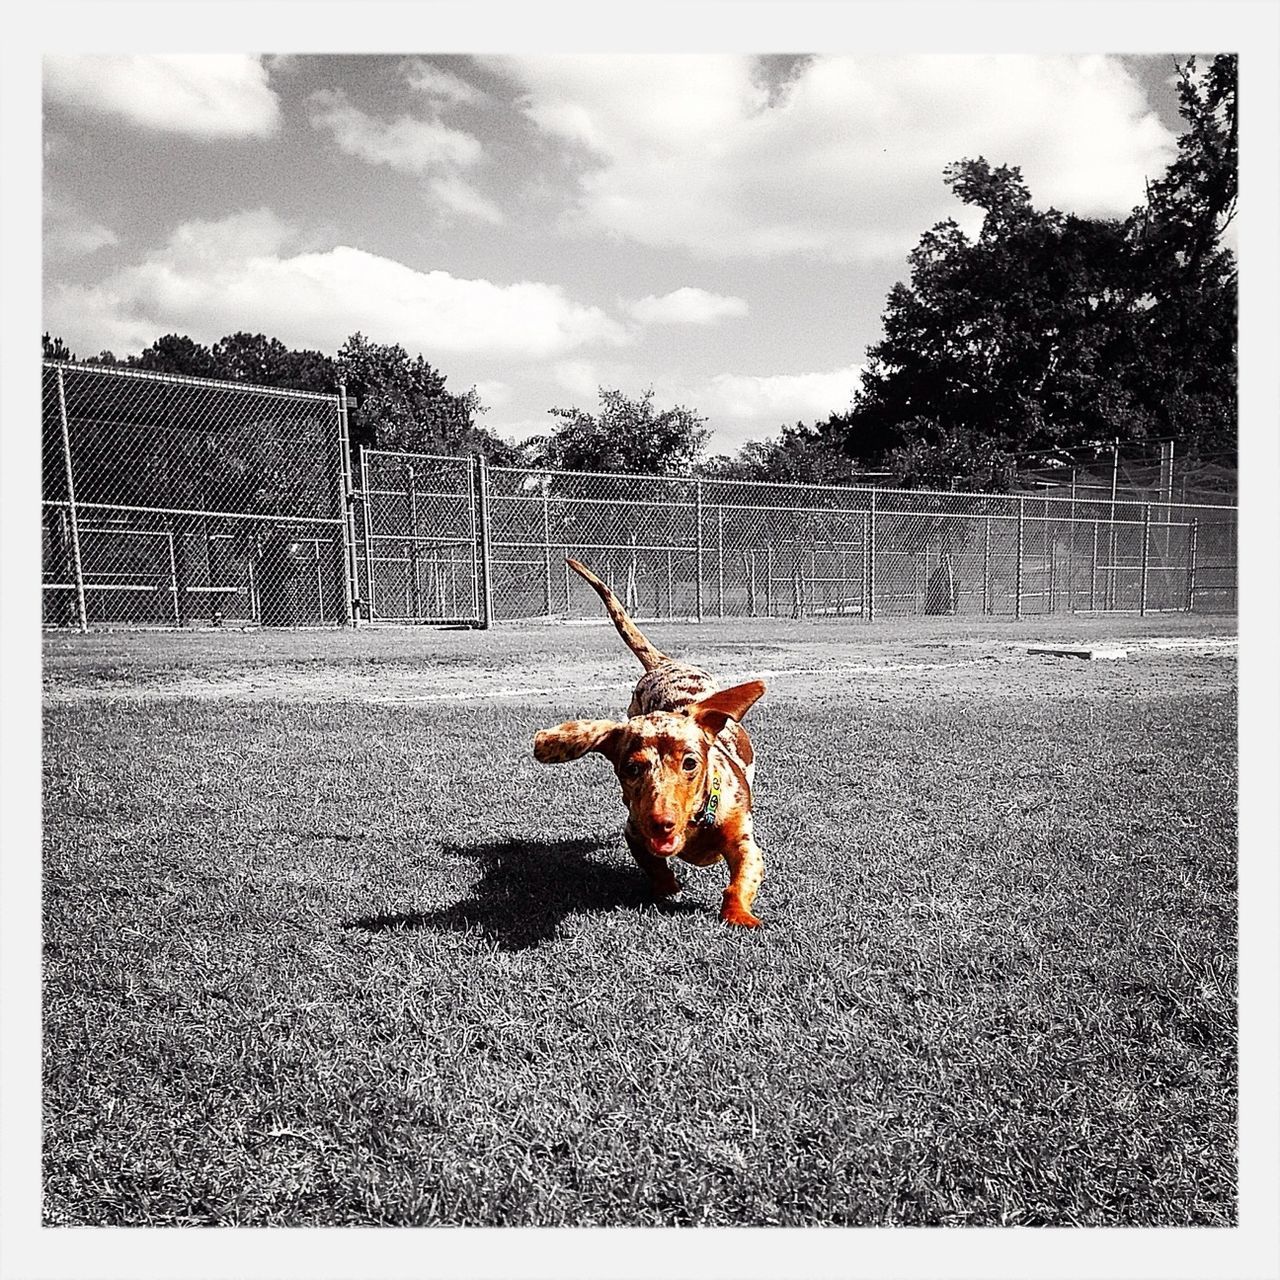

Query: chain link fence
left=42, top=361, right=351, bottom=629
left=480, top=467, right=1236, bottom=624
left=41, top=363, right=1236, bottom=631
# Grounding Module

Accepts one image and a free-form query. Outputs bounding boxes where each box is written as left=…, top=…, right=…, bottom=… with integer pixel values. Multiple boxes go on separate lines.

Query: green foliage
left=212, top=332, right=337, bottom=393
left=42, top=332, right=76, bottom=362
left=1123, top=55, right=1238, bottom=459
left=705, top=419, right=871, bottom=485
left=133, top=333, right=224, bottom=379
left=831, top=55, right=1237, bottom=490
left=336, top=332, right=518, bottom=464
left=1137, top=54, right=1237, bottom=279
left=530, top=387, right=709, bottom=475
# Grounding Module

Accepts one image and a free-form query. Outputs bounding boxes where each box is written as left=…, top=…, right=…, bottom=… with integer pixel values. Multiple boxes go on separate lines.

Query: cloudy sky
left=43, top=52, right=1195, bottom=454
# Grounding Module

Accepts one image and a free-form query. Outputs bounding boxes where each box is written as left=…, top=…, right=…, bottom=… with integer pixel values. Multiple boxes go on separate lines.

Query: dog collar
left=693, top=770, right=722, bottom=827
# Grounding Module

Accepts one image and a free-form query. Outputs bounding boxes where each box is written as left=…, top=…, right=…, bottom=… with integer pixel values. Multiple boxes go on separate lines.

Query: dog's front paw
left=720, top=902, right=763, bottom=928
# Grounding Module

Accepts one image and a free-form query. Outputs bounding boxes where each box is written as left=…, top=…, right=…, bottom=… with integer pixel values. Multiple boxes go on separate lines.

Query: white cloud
left=701, top=365, right=863, bottom=423
left=623, top=287, right=749, bottom=326
left=308, top=88, right=481, bottom=172
left=263, top=54, right=303, bottom=77
left=42, top=209, right=629, bottom=361
left=43, top=55, right=280, bottom=140
left=44, top=199, right=118, bottom=261
left=428, top=174, right=505, bottom=225
left=307, top=85, right=501, bottom=224
left=551, top=360, right=601, bottom=401
left=474, top=380, right=512, bottom=409
left=500, top=53, right=1176, bottom=262
left=406, top=59, right=487, bottom=106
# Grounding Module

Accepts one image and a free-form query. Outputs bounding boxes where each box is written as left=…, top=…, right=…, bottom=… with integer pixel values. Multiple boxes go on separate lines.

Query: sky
left=43, top=51, right=1200, bottom=456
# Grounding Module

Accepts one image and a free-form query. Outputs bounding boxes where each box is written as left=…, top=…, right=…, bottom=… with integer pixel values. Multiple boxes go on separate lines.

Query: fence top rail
left=43, top=360, right=341, bottom=404
left=363, top=447, right=477, bottom=466
left=487, top=462, right=1238, bottom=518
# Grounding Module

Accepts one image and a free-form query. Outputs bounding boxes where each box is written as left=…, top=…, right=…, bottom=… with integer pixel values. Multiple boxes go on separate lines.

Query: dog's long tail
left=565, top=557, right=667, bottom=671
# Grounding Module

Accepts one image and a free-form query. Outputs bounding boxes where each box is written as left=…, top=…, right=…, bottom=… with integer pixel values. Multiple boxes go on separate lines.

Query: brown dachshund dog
left=533, top=558, right=768, bottom=927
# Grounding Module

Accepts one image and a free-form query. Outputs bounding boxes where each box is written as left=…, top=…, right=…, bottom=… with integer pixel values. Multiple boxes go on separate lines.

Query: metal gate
left=352, top=449, right=483, bottom=625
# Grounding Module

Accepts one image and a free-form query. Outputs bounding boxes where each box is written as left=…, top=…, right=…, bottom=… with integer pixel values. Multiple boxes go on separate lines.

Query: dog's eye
left=623, top=759, right=645, bottom=778
left=682, top=755, right=699, bottom=773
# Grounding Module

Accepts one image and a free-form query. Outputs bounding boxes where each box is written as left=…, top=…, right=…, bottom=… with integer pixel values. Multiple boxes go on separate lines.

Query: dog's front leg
left=624, top=826, right=682, bottom=897
left=721, top=836, right=765, bottom=927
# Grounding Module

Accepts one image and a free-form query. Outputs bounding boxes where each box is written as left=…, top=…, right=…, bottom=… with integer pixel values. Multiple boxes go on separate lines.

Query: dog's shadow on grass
left=342, top=837, right=704, bottom=952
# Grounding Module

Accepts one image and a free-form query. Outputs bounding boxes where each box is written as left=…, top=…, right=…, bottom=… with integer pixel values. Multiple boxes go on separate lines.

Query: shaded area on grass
left=343, top=836, right=703, bottom=951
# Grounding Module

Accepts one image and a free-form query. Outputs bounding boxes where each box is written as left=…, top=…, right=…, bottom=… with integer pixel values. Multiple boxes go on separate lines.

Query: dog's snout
left=653, top=811, right=677, bottom=834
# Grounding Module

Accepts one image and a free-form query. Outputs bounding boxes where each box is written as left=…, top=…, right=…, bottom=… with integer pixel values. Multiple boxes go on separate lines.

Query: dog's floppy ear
left=691, top=680, right=766, bottom=737
left=533, top=719, right=624, bottom=764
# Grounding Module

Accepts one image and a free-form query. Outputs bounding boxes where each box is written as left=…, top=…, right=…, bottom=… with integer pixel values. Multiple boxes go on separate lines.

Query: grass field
left=42, top=613, right=1237, bottom=1227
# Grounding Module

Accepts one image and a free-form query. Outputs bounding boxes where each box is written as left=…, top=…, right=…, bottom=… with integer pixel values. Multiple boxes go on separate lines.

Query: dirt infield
left=43, top=613, right=1236, bottom=708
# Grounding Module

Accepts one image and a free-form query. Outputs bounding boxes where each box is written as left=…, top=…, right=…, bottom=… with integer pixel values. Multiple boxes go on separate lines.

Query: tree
left=335, top=332, right=518, bottom=463
left=834, top=54, right=1237, bottom=489
left=42, top=333, right=75, bottom=361
left=705, top=419, right=872, bottom=485
left=840, top=159, right=1151, bottom=487
left=530, top=387, right=709, bottom=475
left=211, top=332, right=336, bottom=393
left=130, top=334, right=222, bottom=379
left=1125, top=54, right=1238, bottom=459
left=1137, top=54, right=1237, bottom=280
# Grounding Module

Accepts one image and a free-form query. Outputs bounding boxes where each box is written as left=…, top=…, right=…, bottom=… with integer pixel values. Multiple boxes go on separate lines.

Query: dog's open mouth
left=648, top=833, right=683, bottom=858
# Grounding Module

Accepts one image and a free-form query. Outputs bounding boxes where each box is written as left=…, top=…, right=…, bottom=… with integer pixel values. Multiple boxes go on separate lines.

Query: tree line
left=44, top=54, right=1236, bottom=493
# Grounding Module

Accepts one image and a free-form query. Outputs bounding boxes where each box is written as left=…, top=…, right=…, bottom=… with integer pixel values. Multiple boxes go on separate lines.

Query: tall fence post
left=1090, top=520, right=1099, bottom=612
left=1045, top=497, right=1056, bottom=614
left=166, top=529, right=181, bottom=625
left=337, top=385, right=360, bottom=626
left=475, top=454, right=494, bottom=629
left=866, top=491, right=877, bottom=622
left=982, top=515, right=991, bottom=615
left=55, top=366, right=89, bottom=632
left=1015, top=496, right=1025, bottom=620
left=862, top=513, right=870, bottom=617
left=1139, top=502, right=1151, bottom=616
left=1186, top=517, right=1199, bottom=612
left=406, top=463, right=421, bottom=620
left=716, top=505, right=725, bottom=617
left=359, top=446, right=376, bottom=624
left=1067, top=469, right=1077, bottom=612
left=694, top=479, right=704, bottom=622
left=541, top=480, right=553, bottom=616
left=1107, top=438, right=1119, bottom=610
